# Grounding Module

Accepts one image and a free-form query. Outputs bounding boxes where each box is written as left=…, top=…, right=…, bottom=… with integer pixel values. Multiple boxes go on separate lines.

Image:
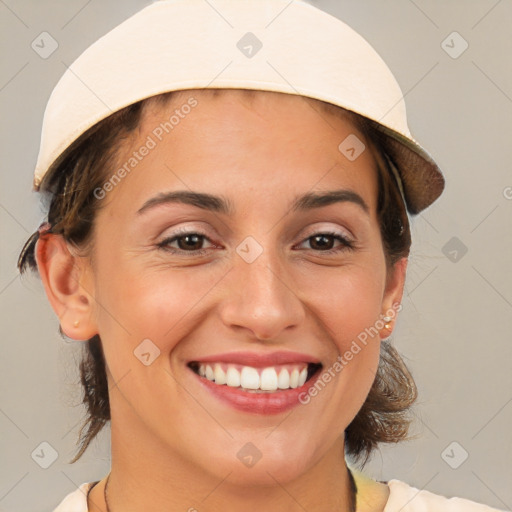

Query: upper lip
left=189, top=351, right=321, bottom=368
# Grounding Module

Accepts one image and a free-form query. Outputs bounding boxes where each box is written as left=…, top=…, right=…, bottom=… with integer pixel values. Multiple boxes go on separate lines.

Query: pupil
left=179, top=234, right=202, bottom=250
left=312, top=235, right=333, bottom=250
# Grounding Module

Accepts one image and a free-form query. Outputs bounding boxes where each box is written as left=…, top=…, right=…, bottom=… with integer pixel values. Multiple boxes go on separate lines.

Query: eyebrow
left=136, top=189, right=369, bottom=216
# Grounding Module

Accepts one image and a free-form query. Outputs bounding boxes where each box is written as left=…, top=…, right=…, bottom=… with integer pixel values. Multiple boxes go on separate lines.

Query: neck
left=94, top=417, right=357, bottom=512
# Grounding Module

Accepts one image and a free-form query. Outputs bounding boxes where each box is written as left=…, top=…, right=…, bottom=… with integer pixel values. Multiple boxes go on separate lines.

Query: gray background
left=1, top=0, right=511, bottom=510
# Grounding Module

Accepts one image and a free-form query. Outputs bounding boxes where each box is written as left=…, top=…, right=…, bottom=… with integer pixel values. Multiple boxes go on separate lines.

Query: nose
left=218, top=252, right=305, bottom=341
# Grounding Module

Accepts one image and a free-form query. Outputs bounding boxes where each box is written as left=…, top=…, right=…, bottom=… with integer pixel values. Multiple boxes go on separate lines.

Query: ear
left=380, top=257, right=408, bottom=339
left=35, top=233, right=98, bottom=341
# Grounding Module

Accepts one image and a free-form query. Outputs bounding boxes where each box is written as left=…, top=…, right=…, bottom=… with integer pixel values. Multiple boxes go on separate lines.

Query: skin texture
left=36, top=89, right=406, bottom=511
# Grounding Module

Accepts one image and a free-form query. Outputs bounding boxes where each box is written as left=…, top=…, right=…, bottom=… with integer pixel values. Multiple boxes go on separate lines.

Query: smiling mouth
left=188, top=362, right=322, bottom=393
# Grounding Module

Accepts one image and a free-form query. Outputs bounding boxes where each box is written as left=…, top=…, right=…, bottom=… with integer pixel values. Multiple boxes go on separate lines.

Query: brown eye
left=309, top=234, right=336, bottom=250
left=298, top=231, right=354, bottom=253
left=175, top=234, right=205, bottom=251
left=157, top=231, right=216, bottom=255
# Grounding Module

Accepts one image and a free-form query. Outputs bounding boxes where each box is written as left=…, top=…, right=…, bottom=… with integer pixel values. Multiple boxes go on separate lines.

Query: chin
left=209, top=455, right=313, bottom=488
left=188, top=432, right=326, bottom=488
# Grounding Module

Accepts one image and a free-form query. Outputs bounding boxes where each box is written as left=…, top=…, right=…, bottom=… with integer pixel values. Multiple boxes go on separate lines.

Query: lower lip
left=192, top=368, right=322, bottom=414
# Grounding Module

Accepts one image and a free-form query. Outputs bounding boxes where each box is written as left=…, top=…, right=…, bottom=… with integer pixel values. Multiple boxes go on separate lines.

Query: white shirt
left=53, top=479, right=507, bottom=511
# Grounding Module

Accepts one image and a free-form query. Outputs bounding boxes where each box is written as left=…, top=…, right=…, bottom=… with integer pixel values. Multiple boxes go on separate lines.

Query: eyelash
left=156, top=229, right=355, bottom=257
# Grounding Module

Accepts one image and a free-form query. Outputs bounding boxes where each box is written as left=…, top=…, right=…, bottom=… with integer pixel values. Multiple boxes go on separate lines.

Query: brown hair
left=18, top=89, right=417, bottom=467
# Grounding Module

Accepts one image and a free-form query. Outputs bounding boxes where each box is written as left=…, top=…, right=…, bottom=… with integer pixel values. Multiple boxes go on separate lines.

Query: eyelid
left=157, top=223, right=219, bottom=242
left=300, top=223, right=355, bottom=242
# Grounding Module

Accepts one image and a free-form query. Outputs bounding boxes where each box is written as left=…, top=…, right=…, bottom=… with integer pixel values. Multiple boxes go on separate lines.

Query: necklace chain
left=102, top=467, right=357, bottom=511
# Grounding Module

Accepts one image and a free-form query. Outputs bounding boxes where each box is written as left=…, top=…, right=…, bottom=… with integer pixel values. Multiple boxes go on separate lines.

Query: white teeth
left=277, top=369, right=290, bottom=389
left=195, top=363, right=314, bottom=392
left=214, top=364, right=226, bottom=385
left=289, top=368, right=299, bottom=388
left=226, top=366, right=241, bottom=387
left=260, top=368, right=278, bottom=391
left=241, top=367, right=260, bottom=389
left=205, top=365, right=214, bottom=381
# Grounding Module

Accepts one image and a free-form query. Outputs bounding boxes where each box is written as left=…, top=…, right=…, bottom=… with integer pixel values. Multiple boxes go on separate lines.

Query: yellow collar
left=349, top=465, right=390, bottom=512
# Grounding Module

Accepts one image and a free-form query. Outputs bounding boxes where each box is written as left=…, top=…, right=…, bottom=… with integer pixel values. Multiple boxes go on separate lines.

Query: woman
left=17, top=0, right=506, bottom=511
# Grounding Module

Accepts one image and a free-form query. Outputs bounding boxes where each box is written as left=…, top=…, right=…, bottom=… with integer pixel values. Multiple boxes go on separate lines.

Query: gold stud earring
left=382, top=316, right=393, bottom=330
left=73, top=320, right=80, bottom=328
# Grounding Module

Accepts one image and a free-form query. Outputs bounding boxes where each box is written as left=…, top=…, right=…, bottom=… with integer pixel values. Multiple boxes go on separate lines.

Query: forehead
left=138, top=88, right=376, bottom=171
left=107, top=88, right=381, bottom=216
left=143, top=88, right=365, bottom=133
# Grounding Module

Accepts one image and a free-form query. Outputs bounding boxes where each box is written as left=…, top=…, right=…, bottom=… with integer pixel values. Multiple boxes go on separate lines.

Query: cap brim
left=372, top=123, right=445, bottom=215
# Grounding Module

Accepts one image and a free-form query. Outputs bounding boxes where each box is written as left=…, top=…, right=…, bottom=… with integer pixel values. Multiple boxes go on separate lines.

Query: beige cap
left=34, top=0, right=444, bottom=214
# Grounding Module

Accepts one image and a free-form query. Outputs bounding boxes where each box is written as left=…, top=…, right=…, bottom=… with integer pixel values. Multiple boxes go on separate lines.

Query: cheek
left=298, top=262, right=386, bottom=346
left=91, top=253, right=223, bottom=355
left=296, top=262, right=385, bottom=409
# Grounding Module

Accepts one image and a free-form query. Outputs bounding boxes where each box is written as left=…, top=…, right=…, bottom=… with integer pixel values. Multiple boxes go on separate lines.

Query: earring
left=382, top=316, right=392, bottom=330
left=73, top=320, right=80, bottom=328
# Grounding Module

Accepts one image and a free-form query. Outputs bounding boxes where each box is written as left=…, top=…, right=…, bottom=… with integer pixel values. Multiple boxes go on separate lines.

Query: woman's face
left=75, top=90, right=405, bottom=484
